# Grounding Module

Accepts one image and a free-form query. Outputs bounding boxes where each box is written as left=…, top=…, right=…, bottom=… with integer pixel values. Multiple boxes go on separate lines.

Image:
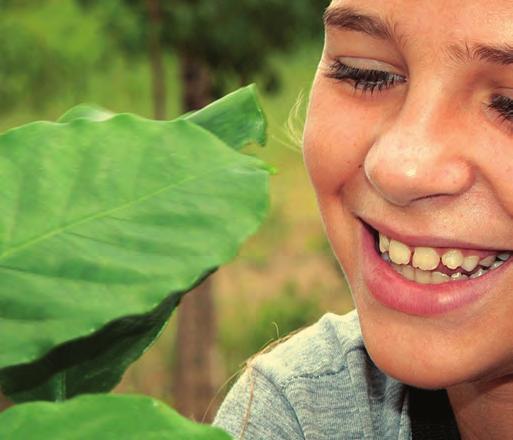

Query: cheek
left=303, top=80, right=376, bottom=197
left=470, top=126, right=513, bottom=223
left=485, top=152, right=513, bottom=217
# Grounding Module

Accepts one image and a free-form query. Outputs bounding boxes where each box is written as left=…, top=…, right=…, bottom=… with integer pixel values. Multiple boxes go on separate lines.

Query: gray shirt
left=212, top=310, right=413, bottom=439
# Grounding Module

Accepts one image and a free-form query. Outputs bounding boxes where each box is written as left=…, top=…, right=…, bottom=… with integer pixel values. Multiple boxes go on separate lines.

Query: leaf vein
left=0, top=163, right=235, bottom=261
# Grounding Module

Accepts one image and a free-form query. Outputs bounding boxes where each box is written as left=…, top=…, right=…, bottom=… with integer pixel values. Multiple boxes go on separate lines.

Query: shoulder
left=250, top=309, right=366, bottom=386
left=246, top=309, right=411, bottom=439
left=214, top=309, right=411, bottom=439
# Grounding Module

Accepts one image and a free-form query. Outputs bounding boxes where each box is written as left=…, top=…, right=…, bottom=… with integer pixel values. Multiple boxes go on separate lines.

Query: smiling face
left=303, top=0, right=513, bottom=389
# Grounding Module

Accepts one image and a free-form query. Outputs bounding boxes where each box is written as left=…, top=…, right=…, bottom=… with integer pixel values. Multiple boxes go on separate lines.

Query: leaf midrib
left=0, top=162, right=242, bottom=262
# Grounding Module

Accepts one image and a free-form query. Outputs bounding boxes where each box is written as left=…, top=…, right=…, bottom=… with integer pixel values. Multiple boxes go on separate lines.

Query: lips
left=363, top=217, right=509, bottom=251
left=358, top=219, right=512, bottom=316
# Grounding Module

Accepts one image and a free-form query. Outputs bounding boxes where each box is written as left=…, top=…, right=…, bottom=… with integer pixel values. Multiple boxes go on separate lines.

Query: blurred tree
left=77, top=0, right=328, bottom=422
left=78, top=0, right=327, bottom=113
left=0, top=0, right=105, bottom=114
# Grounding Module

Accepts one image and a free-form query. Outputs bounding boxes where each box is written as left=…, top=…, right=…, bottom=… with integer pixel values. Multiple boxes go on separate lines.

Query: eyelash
left=326, top=60, right=407, bottom=95
left=327, top=60, right=513, bottom=131
left=488, top=95, right=513, bottom=126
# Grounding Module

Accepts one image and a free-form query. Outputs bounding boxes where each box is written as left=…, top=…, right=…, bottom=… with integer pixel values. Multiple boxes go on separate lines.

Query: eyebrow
left=323, top=5, right=513, bottom=66
left=323, top=5, right=395, bottom=41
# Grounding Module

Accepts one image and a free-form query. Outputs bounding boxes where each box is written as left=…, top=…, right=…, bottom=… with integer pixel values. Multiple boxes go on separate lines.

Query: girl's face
left=304, top=0, right=513, bottom=389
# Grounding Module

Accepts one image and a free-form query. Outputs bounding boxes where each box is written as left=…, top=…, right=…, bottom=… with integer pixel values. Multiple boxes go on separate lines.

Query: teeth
left=377, top=232, right=509, bottom=284
left=414, top=268, right=432, bottom=284
left=412, top=247, right=440, bottom=271
left=391, top=263, right=403, bottom=274
left=379, top=234, right=390, bottom=253
left=431, top=271, right=450, bottom=284
left=491, top=260, right=504, bottom=270
left=441, top=250, right=464, bottom=270
left=389, top=240, right=411, bottom=265
left=461, top=255, right=479, bottom=272
left=470, top=268, right=488, bottom=279
left=479, top=256, right=496, bottom=267
left=401, top=265, right=415, bottom=281
left=394, top=265, right=488, bottom=284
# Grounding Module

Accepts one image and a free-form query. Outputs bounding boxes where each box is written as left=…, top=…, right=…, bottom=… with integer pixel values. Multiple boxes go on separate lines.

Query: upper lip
left=360, top=216, right=509, bottom=251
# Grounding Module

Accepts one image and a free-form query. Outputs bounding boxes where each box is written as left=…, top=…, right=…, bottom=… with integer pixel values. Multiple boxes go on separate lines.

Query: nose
left=363, top=95, right=474, bottom=207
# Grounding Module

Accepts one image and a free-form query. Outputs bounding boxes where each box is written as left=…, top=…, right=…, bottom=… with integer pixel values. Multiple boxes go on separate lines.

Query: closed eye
left=325, top=60, right=407, bottom=95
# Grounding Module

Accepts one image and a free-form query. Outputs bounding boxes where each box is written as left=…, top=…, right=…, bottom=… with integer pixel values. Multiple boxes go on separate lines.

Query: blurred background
left=1, top=0, right=353, bottom=423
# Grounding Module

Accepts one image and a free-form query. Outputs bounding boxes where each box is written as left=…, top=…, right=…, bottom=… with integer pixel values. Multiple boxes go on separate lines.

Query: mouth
left=359, top=219, right=513, bottom=316
left=371, top=225, right=510, bottom=283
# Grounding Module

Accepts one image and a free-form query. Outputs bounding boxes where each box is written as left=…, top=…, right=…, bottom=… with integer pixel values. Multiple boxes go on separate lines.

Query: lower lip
left=360, top=220, right=510, bottom=316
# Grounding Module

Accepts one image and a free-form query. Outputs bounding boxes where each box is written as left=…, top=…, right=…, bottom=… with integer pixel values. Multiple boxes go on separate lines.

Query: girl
left=213, top=1, right=513, bottom=438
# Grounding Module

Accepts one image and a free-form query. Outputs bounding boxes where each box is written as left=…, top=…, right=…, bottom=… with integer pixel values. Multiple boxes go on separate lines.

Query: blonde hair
left=273, top=88, right=309, bottom=154
left=208, top=322, right=311, bottom=439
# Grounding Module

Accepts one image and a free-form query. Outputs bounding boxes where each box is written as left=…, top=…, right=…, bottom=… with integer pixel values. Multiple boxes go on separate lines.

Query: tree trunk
left=0, top=390, right=12, bottom=413
left=172, top=278, right=222, bottom=422
left=171, top=55, right=220, bottom=423
left=179, top=53, right=213, bottom=111
left=146, top=0, right=166, bottom=120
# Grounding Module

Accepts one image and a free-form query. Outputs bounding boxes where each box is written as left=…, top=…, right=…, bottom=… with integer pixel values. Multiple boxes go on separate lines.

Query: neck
left=447, top=376, right=513, bottom=440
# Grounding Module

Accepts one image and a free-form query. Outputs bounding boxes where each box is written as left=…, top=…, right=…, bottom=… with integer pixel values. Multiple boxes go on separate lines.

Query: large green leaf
left=58, top=104, right=115, bottom=123
left=58, top=84, right=267, bottom=151
left=184, top=84, right=267, bottom=149
left=0, top=89, right=270, bottom=402
left=0, top=394, right=233, bottom=439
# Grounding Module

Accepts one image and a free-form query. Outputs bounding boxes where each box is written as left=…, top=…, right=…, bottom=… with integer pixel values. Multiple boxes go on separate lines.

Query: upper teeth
left=379, top=232, right=510, bottom=281
left=412, top=246, right=439, bottom=271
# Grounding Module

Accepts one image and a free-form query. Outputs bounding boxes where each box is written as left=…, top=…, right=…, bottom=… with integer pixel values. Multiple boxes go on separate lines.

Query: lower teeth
left=491, top=260, right=504, bottom=269
left=381, top=251, right=501, bottom=283
left=469, top=268, right=487, bottom=279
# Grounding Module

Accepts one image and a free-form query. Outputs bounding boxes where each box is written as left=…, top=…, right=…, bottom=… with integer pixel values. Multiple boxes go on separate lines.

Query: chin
left=353, top=290, right=513, bottom=390
left=363, top=342, right=471, bottom=390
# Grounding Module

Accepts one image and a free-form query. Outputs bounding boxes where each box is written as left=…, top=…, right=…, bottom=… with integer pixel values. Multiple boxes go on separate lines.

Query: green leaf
left=58, top=84, right=267, bottom=151
left=0, top=394, right=233, bottom=439
left=58, top=104, right=115, bottom=123
left=6, top=290, right=186, bottom=403
left=184, top=84, right=267, bottom=149
left=0, top=94, right=270, bottom=402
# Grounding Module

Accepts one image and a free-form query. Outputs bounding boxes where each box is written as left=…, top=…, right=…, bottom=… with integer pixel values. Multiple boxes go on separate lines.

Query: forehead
left=327, top=0, right=513, bottom=46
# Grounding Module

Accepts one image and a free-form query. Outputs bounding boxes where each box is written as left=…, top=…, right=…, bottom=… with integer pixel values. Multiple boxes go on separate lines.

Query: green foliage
left=160, top=0, right=328, bottom=80
left=0, top=0, right=106, bottom=114
left=251, top=282, right=323, bottom=344
left=59, top=83, right=268, bottom=151
left=0, top=394, right=232, bottom=439
left=183, top=86, right=267, bottom=150
left=79, top=0, right=329, bottom=96
left=58, top=104, right=115, bottom=123
left=0, top=86, right=271, bottom=404
left=219, top=281, right=323, bottom=376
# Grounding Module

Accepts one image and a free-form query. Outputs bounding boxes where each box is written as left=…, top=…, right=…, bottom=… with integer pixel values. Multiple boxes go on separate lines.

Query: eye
left=325, top=60, right=407, bottom=95
left=488, top=95, right=513, bottom=129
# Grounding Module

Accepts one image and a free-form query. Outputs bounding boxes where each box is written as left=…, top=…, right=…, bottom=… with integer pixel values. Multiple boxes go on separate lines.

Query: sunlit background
left=1, top=0, right=353, bottom=422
